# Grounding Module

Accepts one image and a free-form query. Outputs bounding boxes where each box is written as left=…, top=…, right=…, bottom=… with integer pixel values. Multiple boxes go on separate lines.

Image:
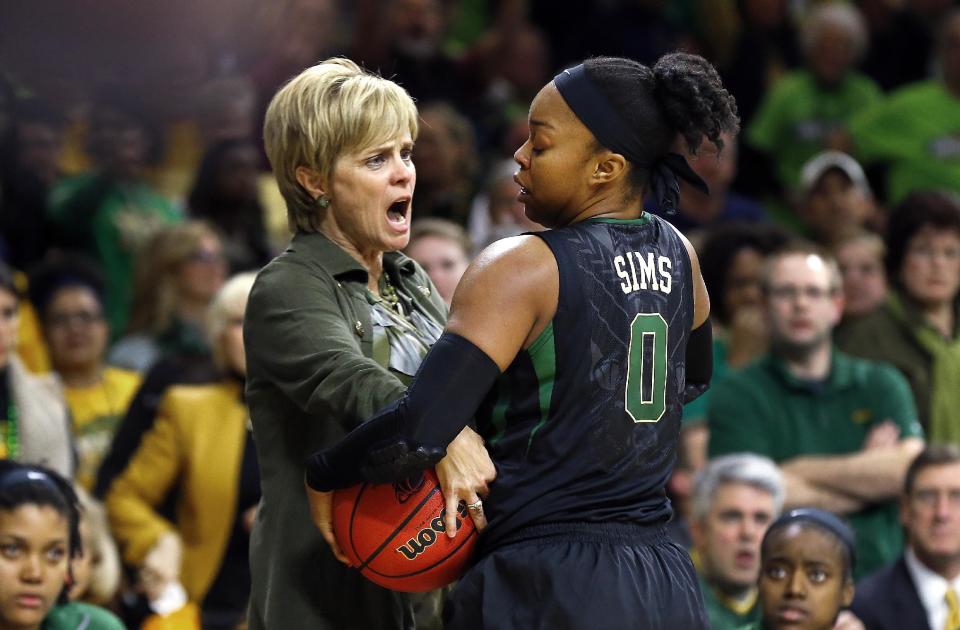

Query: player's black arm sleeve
left=304, top=332, right=501, bottom=491
left=684, top=319, right=713, bottom=403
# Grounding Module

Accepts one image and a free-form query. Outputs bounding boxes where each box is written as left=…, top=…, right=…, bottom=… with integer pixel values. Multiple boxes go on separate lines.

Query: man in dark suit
left=851, top=445, right=960, bottom=630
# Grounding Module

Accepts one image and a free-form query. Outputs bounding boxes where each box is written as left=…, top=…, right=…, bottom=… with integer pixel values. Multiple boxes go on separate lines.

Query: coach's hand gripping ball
left=332, top=468, right=478, bottom=592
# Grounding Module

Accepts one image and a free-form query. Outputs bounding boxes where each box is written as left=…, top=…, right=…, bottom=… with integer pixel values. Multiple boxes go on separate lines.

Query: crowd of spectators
left=2, top=0, right=960, bottom=627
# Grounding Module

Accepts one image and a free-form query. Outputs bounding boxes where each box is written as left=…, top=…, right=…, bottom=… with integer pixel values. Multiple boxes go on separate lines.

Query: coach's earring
left=316, top=195, right=330, bottom=209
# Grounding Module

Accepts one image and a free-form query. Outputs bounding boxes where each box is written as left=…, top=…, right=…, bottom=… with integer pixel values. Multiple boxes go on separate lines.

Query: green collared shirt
left=698, top=574, right=761, bottom=630
left=707, top=348, right=922, bottom=578
left=692, top=550, right=761, bottom=630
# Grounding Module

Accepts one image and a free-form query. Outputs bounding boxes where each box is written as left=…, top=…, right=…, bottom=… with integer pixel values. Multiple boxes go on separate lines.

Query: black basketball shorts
left=443, top=522, right=708, bottom=630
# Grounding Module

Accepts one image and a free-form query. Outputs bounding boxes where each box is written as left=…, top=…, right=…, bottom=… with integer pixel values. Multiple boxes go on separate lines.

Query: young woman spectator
left=0, top=461, right=124, bottom=629
left=108, top=221, right=226, bottom=372
left=28, top=256, right=140, bottom=491
left=754, top=509, right=857, bottom=630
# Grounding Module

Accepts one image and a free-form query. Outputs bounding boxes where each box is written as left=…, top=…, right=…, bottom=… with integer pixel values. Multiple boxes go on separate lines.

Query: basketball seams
left=356, top=485, right=442, bottom=571
left=334, top=469, right=478, bottom=591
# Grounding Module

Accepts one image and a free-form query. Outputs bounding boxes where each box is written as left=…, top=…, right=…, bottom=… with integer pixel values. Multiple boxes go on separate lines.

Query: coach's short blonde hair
left=263, top=57, right=419, bottom=233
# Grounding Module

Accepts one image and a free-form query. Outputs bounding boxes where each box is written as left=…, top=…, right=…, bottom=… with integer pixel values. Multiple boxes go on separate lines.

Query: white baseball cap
left=799, top=151, right=872, bottom=199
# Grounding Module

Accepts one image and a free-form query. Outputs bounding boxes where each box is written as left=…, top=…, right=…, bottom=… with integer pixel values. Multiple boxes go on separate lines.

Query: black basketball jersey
left=476, top=214, right=695, bottom=547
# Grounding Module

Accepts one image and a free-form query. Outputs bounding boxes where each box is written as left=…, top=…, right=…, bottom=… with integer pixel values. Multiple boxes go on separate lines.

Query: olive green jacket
left=835, top=293, right=936, bottom=432
left=244, top=231, right=446, bottom=630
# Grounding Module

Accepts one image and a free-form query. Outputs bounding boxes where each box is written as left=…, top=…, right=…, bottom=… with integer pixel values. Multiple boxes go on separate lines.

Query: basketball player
left=306, top=53, right=738, bottom=629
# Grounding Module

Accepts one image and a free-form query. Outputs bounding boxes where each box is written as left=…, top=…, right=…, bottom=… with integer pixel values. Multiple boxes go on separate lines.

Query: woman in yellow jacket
left=106, top=272, right=258, bottom=628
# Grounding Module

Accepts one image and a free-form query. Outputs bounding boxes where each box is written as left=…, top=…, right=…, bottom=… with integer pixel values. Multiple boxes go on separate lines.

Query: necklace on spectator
left=0, top=399, right=20, bottom=460
left=380, top=273, right=404, bottom=316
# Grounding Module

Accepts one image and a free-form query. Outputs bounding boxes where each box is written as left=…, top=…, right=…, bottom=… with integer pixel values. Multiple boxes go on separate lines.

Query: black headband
left=552, top=63, right=709, bottom=213
left=0, top=468, right=62, bottom=494
left=766, top=508, right=857, bottom=572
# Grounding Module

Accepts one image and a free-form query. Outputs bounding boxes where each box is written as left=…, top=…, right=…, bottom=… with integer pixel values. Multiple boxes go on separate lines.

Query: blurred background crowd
left=2, top=0, right=960, bottom=628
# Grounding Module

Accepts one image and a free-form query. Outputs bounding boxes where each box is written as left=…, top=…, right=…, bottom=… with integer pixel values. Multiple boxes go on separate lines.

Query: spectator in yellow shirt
left=28, top=255, right=140, bottom=490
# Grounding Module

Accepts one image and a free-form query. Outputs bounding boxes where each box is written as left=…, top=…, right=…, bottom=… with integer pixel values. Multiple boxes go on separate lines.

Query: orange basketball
left=332, top=468, right=478, bottom=592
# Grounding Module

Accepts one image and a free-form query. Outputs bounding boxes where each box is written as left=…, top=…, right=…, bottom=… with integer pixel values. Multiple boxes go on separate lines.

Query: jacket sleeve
left=244, top=262, right=410, bottom=431
left=105, top=391, right=183, bottom=566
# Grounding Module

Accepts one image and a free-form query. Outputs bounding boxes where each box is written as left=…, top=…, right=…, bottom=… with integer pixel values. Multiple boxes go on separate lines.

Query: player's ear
left=592, top=151, right=627, bottom=186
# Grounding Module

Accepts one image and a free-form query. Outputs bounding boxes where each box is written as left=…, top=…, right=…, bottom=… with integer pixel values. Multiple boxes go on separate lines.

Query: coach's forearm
left=304, top=332, right=501, bottom=491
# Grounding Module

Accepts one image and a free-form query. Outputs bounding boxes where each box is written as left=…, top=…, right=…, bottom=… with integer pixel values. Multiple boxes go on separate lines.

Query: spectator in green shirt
left=690, top=454, right=784, bottom=630
left=747, top=3, right=881, bottom=193
left=46, top=93, right=180, bottom=339
left=849, top=10, right=960, bottom=203
left=709, top=244, right=925, bottom=578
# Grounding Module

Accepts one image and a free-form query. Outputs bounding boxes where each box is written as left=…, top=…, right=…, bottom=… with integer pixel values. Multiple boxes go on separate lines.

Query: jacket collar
left=290, top=231, right=418, bottom=281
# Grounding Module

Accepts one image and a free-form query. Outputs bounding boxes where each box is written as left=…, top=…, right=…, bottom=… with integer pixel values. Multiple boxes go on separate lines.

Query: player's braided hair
left=583, top=53, right=739, bottom=196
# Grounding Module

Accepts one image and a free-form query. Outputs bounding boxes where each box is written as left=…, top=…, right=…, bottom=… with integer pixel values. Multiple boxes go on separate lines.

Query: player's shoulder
left=470, top=234, right=556, bottom=279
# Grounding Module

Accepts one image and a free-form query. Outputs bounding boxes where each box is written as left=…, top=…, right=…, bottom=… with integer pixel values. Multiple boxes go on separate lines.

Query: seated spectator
left=467, top=159, right=541, bottom=251
left=106, top=273, right=259, bottom=628
left=69, top=486, right=121, bottom=608
left=833, top=230, right=888, bottom=324
left=405, top=219, right=471, bottom=306
left=836, top=191, right=960, bottom=442
left=0, top=263, right=72, bottom=477
left=109, top=221, right=226, bottom=373
left=852, top=444, right=960, bottom=630
left=649, top=130, right=767, bottom=234
left=0, top=97, right=64, bottom=272
left=796, top=152, right=878, bottom=246
left=691, top=454, right=784, bottom=629
left=709, top=244, right=925, bottom=577
left=28, top=256, right=141, bottom=491
left=850, top=10, right=960, bottom=203
left=411, top=102, right=478, bottom=224
left=852, top=445, right=960, bottom=630
left=747, top=3, right=881, bottom=193
left=187, top=139, right=272, bottom=272
left=0, top=461, right=124, bottom=629
left=46, top=92, right=181, bottom=339
left=679, top=223, right=788, bottom=473
left=756, top=509, right=857, bottom=630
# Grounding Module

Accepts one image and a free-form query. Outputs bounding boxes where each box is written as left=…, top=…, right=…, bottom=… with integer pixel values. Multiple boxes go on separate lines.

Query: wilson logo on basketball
left=393, top=475, right=427, bottom=504
left=396, top=503, right=469, bottom=561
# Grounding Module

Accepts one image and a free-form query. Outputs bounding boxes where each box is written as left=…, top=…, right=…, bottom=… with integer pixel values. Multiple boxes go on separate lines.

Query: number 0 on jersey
left=625, top=313, right=668, bottom=423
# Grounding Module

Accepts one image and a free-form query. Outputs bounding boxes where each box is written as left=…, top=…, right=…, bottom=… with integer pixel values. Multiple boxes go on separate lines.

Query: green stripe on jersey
left=585, top=214, right=652, bottom=226
left=526, top=322, right=557, bottom=452
left=487, top=378, right=511, bottom=446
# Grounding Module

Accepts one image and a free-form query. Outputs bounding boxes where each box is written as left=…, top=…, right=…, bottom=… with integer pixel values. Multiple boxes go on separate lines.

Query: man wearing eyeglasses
left=707, top=244, right=924, bottom=579
left=852, top=445, right=960, bottom=630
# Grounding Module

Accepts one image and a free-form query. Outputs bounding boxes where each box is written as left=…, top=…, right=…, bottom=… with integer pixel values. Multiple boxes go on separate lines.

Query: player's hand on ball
left=436, top=426, right=496, bottom=538
left=305, top=478, right=351, bottom=565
